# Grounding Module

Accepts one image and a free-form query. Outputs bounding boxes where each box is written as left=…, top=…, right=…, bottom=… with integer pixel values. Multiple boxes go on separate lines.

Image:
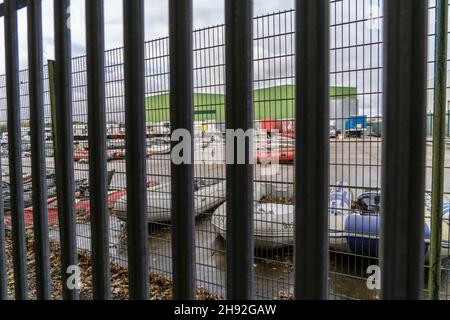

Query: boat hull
left=148, top=145, right=171, bottom=155
left=113, top=179, right=226, bottom=223
left=211, top=201, right=294, bottom=249
left=344, top=212, right=450, bottom=260
left=211, top=182, right=354, bottom=250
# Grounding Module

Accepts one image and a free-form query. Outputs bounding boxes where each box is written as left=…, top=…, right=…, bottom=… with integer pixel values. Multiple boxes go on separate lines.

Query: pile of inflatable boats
left=113, top=178, right=226, bottom=222
left=211, top=182, right=450, bottom=259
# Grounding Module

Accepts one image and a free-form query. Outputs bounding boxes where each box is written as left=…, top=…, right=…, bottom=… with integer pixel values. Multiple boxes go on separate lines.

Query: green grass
left=145, top=84, right=357, bottom=122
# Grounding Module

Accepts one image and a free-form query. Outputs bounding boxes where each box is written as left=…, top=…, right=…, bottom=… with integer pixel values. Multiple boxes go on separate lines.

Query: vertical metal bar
left=0, top=160, right=7, bottom=299
left=0, top=0, right=27, bottom=18
left=53, top=0, right=78, bottom=300
left=382, top=0, right=428, bottom=300
left=225, top=0, right=254, bottom=300
left=123, top=0, right=148, bottom=300
left=294, top=0, right=330, bottom=300
left=86, top=0, right=110, bottom=300
left=27, top=0, right=51, bottom=300
left=4, top=0, right=28, bottom=300
left=428, top=0, right=448, bottom=300
left=169, top=0, right=195, bottom=300
left=47, top=60, right=58, bottom=160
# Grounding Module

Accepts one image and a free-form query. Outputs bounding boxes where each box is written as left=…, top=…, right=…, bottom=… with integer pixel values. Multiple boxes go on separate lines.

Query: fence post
left=225, top=0, right=254, bottom=300
left=27, top=0, right=51, bottom=300
left=123, top=0, right=149, bottom=300
left=0, top=159, right=6, bottom=299
left=53, top=0, right=78, bottom=300
left=86, top=0, right=110, bottom=300
left=428, top=0, right=448, bottom=300
left=294, top=0, right=330, bottom=300
left=4, top=0, right=28, bottom=300
left=169, top=0, right=196, bottom=300
left=47, top=60, right=57, bottom=157
left=382, top=0, right=428, bottom=299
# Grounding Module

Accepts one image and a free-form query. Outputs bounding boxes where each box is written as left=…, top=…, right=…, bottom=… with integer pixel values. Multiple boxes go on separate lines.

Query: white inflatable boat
left=148, top=143, right=171, bottom=155
left=211, top=182, right=294, bottom=249
left=147, top=137, right=171, bottom=154
left=329, top=184, right=355, bottom=252
left=211, top=182, right=354, bottom=249
left=113, top=178, right=226, bottom=223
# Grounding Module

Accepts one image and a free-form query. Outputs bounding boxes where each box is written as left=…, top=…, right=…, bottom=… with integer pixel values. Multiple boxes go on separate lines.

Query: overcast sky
left=0, top=0, right=296, bottom=72
left=0, top=0, right=439, bottom=123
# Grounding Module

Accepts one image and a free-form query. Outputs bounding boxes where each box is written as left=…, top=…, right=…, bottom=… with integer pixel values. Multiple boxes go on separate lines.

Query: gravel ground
left=3, top=229, right=221, bottom=300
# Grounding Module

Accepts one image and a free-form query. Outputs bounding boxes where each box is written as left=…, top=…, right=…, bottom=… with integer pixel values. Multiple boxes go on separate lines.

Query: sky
left=0, top=0, right=296, bottom=72
left=0, top=0, right=438, bottom=123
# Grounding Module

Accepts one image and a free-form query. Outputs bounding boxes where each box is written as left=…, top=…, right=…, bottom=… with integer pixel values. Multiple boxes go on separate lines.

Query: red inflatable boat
left=256, top=147, right=295, bottom=164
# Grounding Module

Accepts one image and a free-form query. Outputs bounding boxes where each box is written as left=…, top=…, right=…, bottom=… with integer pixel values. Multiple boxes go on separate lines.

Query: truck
left=344, top=115, right=367, bottom=138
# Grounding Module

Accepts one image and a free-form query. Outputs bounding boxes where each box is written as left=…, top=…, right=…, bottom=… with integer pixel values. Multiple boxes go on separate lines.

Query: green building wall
left=145, top=84, right=358, bottom=123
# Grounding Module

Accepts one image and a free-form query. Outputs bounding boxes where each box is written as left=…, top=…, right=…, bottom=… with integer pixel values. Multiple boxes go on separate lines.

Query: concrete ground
left=3, top=136, right=450, bottom=299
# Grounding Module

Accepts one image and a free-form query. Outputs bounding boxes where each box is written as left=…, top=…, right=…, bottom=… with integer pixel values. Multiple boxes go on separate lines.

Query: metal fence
left=0, top=0, right=447, bottom=300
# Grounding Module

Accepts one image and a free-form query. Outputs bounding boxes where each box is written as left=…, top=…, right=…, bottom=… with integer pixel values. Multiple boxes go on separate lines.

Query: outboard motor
left=345, top=192, right=431, bottom=257
left=356, top=192, right=380, bottom=214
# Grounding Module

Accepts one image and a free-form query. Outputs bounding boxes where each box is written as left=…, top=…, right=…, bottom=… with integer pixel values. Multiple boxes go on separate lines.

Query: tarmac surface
left=4, top=137, right=450, bottom=299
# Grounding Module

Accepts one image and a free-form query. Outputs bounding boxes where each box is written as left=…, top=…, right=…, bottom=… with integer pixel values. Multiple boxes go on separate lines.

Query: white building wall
left=330, top=98, right=359, bottom=132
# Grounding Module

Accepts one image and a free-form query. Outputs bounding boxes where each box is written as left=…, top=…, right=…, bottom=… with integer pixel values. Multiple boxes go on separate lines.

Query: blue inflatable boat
left=344, top=192, right=448, bottom=259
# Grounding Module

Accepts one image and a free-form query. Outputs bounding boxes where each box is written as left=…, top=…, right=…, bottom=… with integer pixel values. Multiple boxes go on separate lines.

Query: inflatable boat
left=344, top=191, right=450, bottom=259
left=107, top=148, right=152, bottom=160
left=113, top=178, right=226, bottom=223
left=211, top=182, right=294, bottom=249
left=147, top=137, right=171, bottom=154
left=211, top=182, right=353, bottom=249
left=280, top=132, right=295, bottom=139
left=329, top=184, right=355, bottom=252
left=148, top=143, right=171, bottom=155
left=254, top=135, right=296, bottom=164
left=255, top=147, right=295, bottom=164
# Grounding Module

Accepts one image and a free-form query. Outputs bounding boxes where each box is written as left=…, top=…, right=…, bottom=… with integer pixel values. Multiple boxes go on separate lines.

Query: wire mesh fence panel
left=427, top=0, right=450, bottom=301
left=328, top=0, right=383, bottom=300
left=0, top=0, right=449, bottom=300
